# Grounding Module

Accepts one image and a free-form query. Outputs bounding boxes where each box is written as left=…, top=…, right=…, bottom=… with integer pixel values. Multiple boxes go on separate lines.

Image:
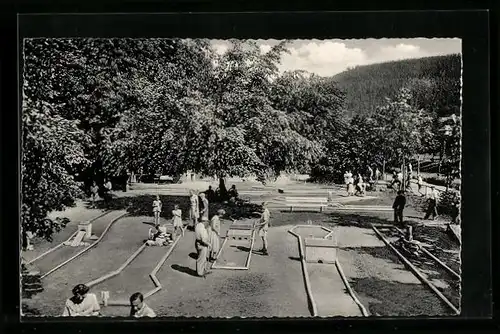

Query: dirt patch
left=350, top=277, right=452, bottom=316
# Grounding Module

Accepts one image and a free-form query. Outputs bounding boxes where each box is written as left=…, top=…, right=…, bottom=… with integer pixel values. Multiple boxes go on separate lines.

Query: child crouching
left=145, top=225, right=173, bottom=246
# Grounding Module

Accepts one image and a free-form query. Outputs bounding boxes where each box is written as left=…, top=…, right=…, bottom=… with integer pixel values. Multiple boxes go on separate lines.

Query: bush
left=437, top=190, right=461, bottom=217
left=423, top=177, right=460, bottom=190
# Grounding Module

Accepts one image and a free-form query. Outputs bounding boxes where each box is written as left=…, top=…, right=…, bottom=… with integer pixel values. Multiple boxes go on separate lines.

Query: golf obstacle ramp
left=211, top=220, right=256, bottom=270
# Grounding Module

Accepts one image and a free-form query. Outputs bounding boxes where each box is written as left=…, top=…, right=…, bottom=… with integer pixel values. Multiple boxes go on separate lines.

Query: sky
left=209, top=38, right=461, bottom=77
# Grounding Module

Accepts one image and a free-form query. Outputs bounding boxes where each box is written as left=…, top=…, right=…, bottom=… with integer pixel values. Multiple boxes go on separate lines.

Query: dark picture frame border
left=1, top=7, right=494, bottom=334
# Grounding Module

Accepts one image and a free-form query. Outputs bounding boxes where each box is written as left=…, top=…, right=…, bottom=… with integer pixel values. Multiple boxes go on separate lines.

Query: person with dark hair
left=205, top=185, right=215, bottom=202
left=423, top=186, right=439, bottom=220
left=129, top=292, right=156, bottom=318
left=62, top=284, right=100, bottom=316
left=392, top=190, right=406, bottom=226
left=103, top=179, right=112, bottom=205
left=228, top=184, right=239, bottom=201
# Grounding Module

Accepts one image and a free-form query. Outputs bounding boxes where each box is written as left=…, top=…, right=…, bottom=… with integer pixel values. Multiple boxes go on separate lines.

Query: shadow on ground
left=171, top=264, right=199, bottom=277
left=350, top=276, right=452, bottom=316
left=92, top=194, right=262, bottom=221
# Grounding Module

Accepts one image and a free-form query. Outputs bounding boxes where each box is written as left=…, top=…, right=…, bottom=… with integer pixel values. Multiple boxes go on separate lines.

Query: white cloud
left=278, top=41, right=367, bottom=76
left=370, top=43, right=431, bottom=64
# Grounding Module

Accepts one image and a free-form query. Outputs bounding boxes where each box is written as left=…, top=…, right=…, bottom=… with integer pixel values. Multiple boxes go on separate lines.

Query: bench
left=285, top=197, right=328, bottom=212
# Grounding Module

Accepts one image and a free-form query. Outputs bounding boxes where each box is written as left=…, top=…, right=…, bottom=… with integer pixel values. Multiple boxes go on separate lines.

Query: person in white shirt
left=152, top=195, right=162, bottom=227
left=189, top=189, right=200, bottom=231
left=255, top=202, right=271, bottom=255
left=62, top=284, right=100, bottom=317
left=129, top=292, right=156, bottom=318
left=367, top=166, right=374, bottom=182
left=417, top=174, right=424, bottom=196
left=194, top=219, right=211, bottom=277
left=423, top=186, right=439, bottom=220
left=103, top=179, right=112, bottom=205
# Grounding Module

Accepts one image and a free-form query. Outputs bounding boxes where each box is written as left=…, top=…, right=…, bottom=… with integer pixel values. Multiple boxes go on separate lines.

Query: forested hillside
left=332, top=54, right=462, bottom=117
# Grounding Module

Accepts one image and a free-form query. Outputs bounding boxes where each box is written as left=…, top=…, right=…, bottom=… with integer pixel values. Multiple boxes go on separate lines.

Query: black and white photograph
left=20, top=36, right=463, bottom=318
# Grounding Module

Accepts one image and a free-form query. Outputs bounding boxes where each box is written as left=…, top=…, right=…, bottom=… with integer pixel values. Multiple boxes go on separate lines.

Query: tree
left=22, top=98, right=89, bottom=241
left=113, top=40, right=325, bottom=198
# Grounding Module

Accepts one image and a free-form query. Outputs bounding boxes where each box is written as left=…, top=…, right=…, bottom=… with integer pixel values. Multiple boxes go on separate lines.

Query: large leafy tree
left=21, top=98, right=89, bottom=241
left=112, top=40, right=325, bottom=196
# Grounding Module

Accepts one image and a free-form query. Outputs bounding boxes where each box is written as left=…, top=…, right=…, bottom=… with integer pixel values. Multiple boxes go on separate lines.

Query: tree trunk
left=382, top=159, right=386, bottom=181
left=218, top=175, right=228, bottom=201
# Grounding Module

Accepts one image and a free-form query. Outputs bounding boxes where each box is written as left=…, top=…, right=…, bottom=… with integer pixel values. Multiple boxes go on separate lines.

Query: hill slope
left=331, top=54, right=462, bottom=117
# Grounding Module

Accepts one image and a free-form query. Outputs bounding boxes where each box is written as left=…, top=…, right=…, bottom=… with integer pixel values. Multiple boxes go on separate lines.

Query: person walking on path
left=368, top=166, right=374, bottom=182
left=172, top=204, right=184, bottom=236
left=392, top=190, right=406, bottom=227
left=255, top=202, right=271, bottom=256
left=199, top=193, right=209, bottom=222
left=129, top=292, right=156, bottom=318
left=103, top=179, right=112, bottom=205
left=189, top=189, right=200, bottom=231
left=344, top=171, right=351, bottom=195
left=62, top=284, right=100, bottom=317
left=194, top=219, right=211, bottom=278
left=208, top=209, right=224, bottom=261
left=416, top=174, right=424, bottom=196
left=90, top=182, right=99, bottom=208
left=375, top=167, right=381, bottom=182
left=423, top=186, right=439, bottom=220
left=152, top=195, right=162, bottom=228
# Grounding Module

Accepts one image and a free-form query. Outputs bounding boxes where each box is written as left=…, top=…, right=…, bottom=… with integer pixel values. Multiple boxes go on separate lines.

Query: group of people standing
left=89, top=179, right=113, bottom=208
left=343, top=171, right=369, bottom=196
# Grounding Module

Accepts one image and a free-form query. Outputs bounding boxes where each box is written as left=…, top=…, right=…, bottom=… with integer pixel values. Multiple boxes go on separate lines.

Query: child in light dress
left=152, top=195, right=162, bottom=227
left=172, top=204, right=184, bottom=236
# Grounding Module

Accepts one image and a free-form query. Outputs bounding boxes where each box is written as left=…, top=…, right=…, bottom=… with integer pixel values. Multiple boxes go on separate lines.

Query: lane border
left=25, top=210, right=112, bottom=265
left=40, top=211, right=129, bottom=279
left=289, top=224, right=368, bottom=317
left=90, top=233, right=184, bottom=306
left=211, top=223, right=256, bottom=270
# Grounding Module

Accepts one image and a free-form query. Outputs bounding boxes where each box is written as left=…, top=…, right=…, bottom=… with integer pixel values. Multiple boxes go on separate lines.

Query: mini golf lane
left=293, top=226, right=363, bottom=317
left=31, top=214, right=154, bottom=316
left=88, top=245, right=168, bottom=301
left=148, top=225, right=310, bottom=317
left=32, top=210, right=126, bottom=276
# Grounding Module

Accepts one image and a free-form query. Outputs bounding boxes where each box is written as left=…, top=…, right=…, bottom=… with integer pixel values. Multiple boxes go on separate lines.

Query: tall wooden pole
left=382, top=159, right=386, bottom=181
left=402, top=156, right=405, bottom=191
left=417, top=155, right=420, bottom=175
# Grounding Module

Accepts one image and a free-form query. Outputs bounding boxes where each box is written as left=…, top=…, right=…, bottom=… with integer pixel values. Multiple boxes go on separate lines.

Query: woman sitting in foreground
left=62, top=284, right=100, bottom=316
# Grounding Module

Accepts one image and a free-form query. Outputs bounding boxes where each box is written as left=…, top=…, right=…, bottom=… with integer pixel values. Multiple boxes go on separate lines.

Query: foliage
left=21, top=98, right=88, bottom=240
left=436, top=190, right=461, bottom=217
left=332, top=54, right=462, bottom=118
left=310, top=88, right=433, bottom=182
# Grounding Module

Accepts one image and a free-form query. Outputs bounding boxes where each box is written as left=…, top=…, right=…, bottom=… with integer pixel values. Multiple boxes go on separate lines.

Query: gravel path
left=148, top=224, right=310, bottom=317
